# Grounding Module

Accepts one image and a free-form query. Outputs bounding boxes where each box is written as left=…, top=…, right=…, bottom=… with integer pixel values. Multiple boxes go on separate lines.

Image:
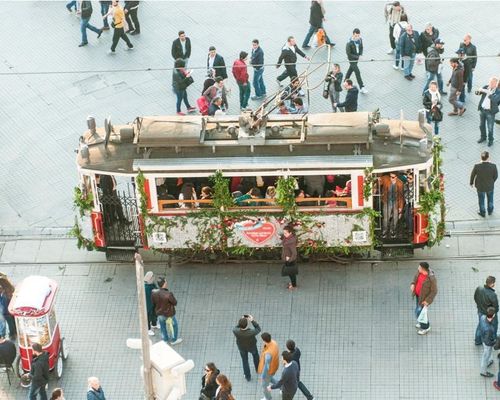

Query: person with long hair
left=200, top=362, right=220, bottom=400
left=178, top=182, right=198, bottom=208
left=214, top=374, right=234, bottom=400
left=281, top=225, right=298, bottom=290
left=0, top=276, right=16, bottom=339
left=172, top=58, right=196, bottom=116
left=50, top=388, right=65, bottom=400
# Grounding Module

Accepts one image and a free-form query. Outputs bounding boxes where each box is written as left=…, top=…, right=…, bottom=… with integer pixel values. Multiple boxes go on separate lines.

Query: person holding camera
left=325, top=64, right=343, bottom=112
left=477, top=77, right=500, bottom=146
left=232, top=314, right=261, bottom=381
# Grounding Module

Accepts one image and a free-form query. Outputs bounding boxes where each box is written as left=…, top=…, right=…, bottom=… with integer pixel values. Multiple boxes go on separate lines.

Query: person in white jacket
left=392, top=13, right=409, bottom=70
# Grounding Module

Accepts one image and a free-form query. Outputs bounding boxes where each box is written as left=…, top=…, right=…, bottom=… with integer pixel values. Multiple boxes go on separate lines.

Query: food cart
left=8, top=276, right=68, bottom=386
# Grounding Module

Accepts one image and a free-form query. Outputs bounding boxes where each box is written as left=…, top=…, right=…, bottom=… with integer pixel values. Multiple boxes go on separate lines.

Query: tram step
left=105, top=248, right=136, bottom=262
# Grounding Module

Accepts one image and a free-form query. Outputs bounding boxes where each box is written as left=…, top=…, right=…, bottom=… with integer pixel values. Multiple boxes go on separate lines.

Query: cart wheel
left=16, top=356, right=31, bottom=388
left=60, top=337, right=69, bottom=360
left=55, top=354, right=63, bottom=379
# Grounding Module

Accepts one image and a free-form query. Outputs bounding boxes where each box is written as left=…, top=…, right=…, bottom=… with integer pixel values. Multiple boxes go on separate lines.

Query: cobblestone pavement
left=0, top=1, right=499, bottom=231
left=2, top=235, right=500, bottom=399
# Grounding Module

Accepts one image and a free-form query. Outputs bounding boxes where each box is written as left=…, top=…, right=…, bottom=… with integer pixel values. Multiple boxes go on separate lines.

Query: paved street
left=0, top=1, right=499, bottom=232
left=2, top=235, right=500, bottom=399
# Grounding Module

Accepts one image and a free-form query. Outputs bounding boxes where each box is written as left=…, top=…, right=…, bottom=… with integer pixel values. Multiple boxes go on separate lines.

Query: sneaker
left=131, top=31, right=140, bottom=35
left=152, top=324, right=159, bottom=330
left=392, top=64, right=399, bottom=70
left=251, top=95, right=261, bottom=101
left=171, top=338, right=183, bottom=345
left=176, top=112, right=186, bottom=116
left=481, top=372, right=494, bottom=378
left=187, top=106, right=197, bottom=113
left=417, top=327, right=431, bottom=335
left=387, top=48, right=394, bottom=54
left=360, top=87, right=368, bottom=94
left=447, top=111, right=458, bottom=116
left=477, top=138, right=486, bottom=144
left=400, top=66, right=404, bottom=71
left=78, top=42, right=88, bottom=47
left=148, top=330, right=155, bottom=336
left=488, top=141, right=494, bottom=147
left=276, top=78, right=283, bottom=87
left=415, top=323, right=421, bottom=329
left=108, top=50, right=116, bottom=55
left=302, top=45, right=311, bottom=49
left=97, top=29, right=103, bottom=39
left=493, top=381, right=500, bottom=391
left=245, top=375, right=251, bottom=382
left=102, top=26, right=110, bottom=31
left=126, top=45, right=134, bottom=51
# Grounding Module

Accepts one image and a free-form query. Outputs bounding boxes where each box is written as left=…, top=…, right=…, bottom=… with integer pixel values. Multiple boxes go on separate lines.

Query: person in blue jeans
left=232, top=315, right=261, bottom=381
left=250, top=39, right=266, bottom=100
left=399, top=24, right=420, bottom=81
left=470, top=151, right=498, bottom=217
left=477, top=77, right=500, bottom=146
left=151, top=277, right=182, bottom=345
left=66, top=1, right=77, bottom=12
left=99, top=1, right=112, bottom=30
left=474, top=276, right=498, bottom=346
left=479, top=307, right=496, bottom=378
left=302, top=0, right=332, bottom=48
left=78, top=1, right=103, bottom=47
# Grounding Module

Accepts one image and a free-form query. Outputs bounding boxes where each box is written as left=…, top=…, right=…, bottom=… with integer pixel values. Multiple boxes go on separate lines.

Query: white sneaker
left=151, top=324, right=159, bottom=330
left=107, top=50, right=116, bottom=55
left=415, top=323, right=421, bottom=329
left=360, top=87, right=368, bottom=94
left=400, top=66, right=404, bottom=71
left=276, top=78, right=283, bottom=87
left=417, top=327, right=431, bottom=335
left=171, top=338, right=183, bottom=345
left=387, top=48, right=394, bottom=54
left=392, top=64, right=399, bottom=70
left=148, top=330, right=155, bottom=336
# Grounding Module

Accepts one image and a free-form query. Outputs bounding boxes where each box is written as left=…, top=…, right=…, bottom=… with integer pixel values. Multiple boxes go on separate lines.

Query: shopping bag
left=166, top=317, right=174, bottom=339
left=417, top=305, right=428, bottom=324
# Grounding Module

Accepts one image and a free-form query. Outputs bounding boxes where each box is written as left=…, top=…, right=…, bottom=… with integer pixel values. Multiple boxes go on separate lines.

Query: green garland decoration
left=275, top=176, right=297, bottom=216
left=363, top=167, right=376, bottom=201
left=69, top=217, right=96, bottom=251
left=73, top=186, right=94, bottom=217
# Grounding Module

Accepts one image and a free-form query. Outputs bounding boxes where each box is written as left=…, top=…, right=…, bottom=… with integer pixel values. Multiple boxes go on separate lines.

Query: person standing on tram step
left=87, top=376, right=106, bottom=400
left=379, top=172, right=404, bottom=238
left=410, top=261, right=438, bottom=335
left=470, top=151, right=498, bottom=217
left=152, top=277, right=182, bottom=345
left=103, top=0, right=134, bottom=54
left=124, top=1, right=140, bottom=35
left=144, top=271, right=158, bottom=336
left=474, top=276, right=498, bottom=346
left=281, top=225, right=298, bottom=290
left=286, top=340, right=314, bottom=400
left=24, top=343, right=49, bottom=400
left=232, top=314, right=261, bottom=381
left=77, top=1, right=103, bottom=47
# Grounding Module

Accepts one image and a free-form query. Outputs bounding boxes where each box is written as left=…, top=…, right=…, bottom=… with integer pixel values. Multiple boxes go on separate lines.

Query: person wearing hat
left=447, top=57, right=466, bottom=116
left=144, top=271, right=158, bottom=336
left=232, top=314, right=261, bottom=381
left=423, top=38, right=445, bottom=94
left=207, top=46, right=228, bottom=80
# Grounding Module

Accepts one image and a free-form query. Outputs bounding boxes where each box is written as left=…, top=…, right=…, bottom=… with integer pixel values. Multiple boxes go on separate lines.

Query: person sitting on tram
left=290, top=97, right=308, bottom=114
left=335, top=180, right=352, bottom=197
left=178, top=182, right=198, bottom=208
left=281, top=78, right=305, bottom=107
left=208, top=97, right=224, bottom=116
left=265, top=186, right=276, bottom=205
left=296, top=189, right=315, bottom=206
left=304, top=175, right=325, bottom=198
left=199, top=186, right=213, bottom=208
left=324, top=190, right=338, bottom=207
left=277, top=101, right=292, bottom=114
left=235, top=187, right=262, bottom=206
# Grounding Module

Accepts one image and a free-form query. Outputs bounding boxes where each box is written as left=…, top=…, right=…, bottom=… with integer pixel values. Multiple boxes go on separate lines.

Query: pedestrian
left=23, top=343, right=49, bottom=400
left=410, top=261, right=438, bottom=335
left=446, top=58, right=466, bottom=116
left=470, top=151, right=498, bottom=217
left=172, top=58, right=196, bottom=116
left=420, top=22, right=439, bottom=58
left=171, top=31, right=191, bottom=66
left=384, top=1, right=405, bottom=54
left=124, top=1, right=140, bottom=35
left=391, top=13, right=408, bottom=70
left=325, top=63, right=343, bottom=112
left=77, top=1, right=103, bottom=47
left=281, top=225, right=298, bottom=290
left=66, top=0, right=77, bottom=12
left=459, top=34, right=478, bottom=97
left=276, top=36, right=310, bottom=86
left=474, top=276, right=498, bottom=346
left=302, top=0, right=331, bottom=49
left=152, top=277, right=182, bottom=345
left=50, top=388, right=65, bottom=400
left=422, top=39, right=445, bottom=94
left=258, top=332, right=280, bottom=400
left=402, top=170, right=415, bottom=236
left=144, top=271, right=158, bottom=336
left=207, top=46, right=228, bottom=80
left=0, top=333, right=16, bottom=367
left=345, top=28, right=368, bottom=93
left=476, top=77, right=500, bottom=146
left=0, top=275, right=16, bottom=339
left=200, top=362, right=220, bottom=400
left=99, top=1, right=112, bottom=30
left=214, top=374, right=234, bottom=400
left=87, top=377, right=106, bottom=400
left=232, top=51, right=251, bottom=111
left=232, top=314, right=261, bottom=382
left=251, top=39, right=266, bottom=100
left=103, top=0, right=134, bottom=54
left=479, top=307, right=496, bottom=378
left=399, top=24, right=420, bottom=81
left=267, top=351, right=300, bottom=400
left=333, top=79, right=359, bottom=112
left=422, top=81, right=443, bottom=135
left=285, top=340, right=314, bottom=400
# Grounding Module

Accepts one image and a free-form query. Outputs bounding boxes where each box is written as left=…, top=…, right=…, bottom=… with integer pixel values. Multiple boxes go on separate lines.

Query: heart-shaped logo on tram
left=241, top=222, right=276, bottom=244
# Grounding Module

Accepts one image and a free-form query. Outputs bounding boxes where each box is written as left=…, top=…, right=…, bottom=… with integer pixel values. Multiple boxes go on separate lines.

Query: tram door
left=97, top=175, right=141, bottom=248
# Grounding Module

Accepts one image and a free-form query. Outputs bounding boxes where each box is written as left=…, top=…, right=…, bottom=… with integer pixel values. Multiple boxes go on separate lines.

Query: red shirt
left=232, top=59, right=249, bottom=84
left=414, top=273, right=427, bottom=296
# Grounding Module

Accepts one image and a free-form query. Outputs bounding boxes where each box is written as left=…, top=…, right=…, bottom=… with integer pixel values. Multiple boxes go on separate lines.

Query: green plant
left=73, top=186, right=94, bottom=217
left=136, top=171, right=148, bottom=217
left=69, top=217, right=96, bottom=251
left=209, top=170, right=233, bottom=210
left=275, top=176, right=297, bottom=215
left=363, top=167, right=376, bottom=201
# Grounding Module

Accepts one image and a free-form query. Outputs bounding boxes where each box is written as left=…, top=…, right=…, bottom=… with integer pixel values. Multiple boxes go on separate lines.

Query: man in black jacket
left=447, top=58, right=465, bottom=116
left=276, top=36, right=310, bottom=86
left=474, top=276, right=498, bottom=345
left=232, top=314, right=261, bottom=381
left=124, top=1, right=140, bottom=35
left=345, top=28, right=367, bottom=93
left=207, top=46, right=228, bottom=80
left=25, top=343, right=49, bottom=400
left=333, top=80, right=358, bottom=112
left=171, top=31, right=191, bottom=65
left=470, top=151, right=498, bottom=217
left=286, top=340, right=313, bottom=400
left=268, top=351, right=300, bottom=400
left=250, top=39, right=266, bottom=99
left=0, top=334, right=16, bottom=366
left=301, top=0, right=331, bottom=48
left=459, top=33, right=478, bottom=96
left=423, top=39, right=445, bottom=94
left=77, top=1, right=103, bottom=47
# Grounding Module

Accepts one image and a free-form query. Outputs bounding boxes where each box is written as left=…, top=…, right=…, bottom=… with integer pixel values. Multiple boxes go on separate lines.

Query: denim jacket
left=480, top=314, right=496, bottom=346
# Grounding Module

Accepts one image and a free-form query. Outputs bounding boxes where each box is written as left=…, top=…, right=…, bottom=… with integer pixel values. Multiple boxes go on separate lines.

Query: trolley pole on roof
left=134, top=253, right=155, bottom=400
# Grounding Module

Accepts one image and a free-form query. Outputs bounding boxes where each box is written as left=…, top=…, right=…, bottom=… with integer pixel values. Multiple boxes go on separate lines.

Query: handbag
left=431, top=106, right=443, bottom=122
left=281, top=262, right=298, bottom=276
left=322, top=80, right=330, bottom=99
left=417, top=306, right=428, bottom=324
left=199, top=393, right=210, bottom=400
